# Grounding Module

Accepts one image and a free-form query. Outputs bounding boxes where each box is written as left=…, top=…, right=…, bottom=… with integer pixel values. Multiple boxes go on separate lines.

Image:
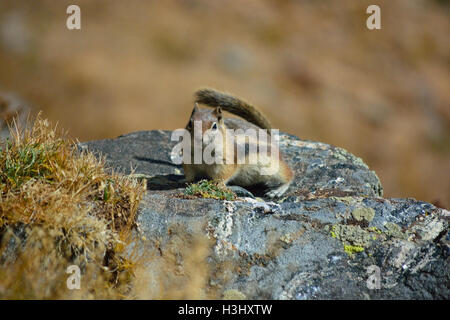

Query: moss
left=185, top=180, right=236, bottom=201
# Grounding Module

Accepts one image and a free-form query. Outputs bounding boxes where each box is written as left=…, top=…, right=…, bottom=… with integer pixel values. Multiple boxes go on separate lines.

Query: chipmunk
left=183, top=88, right=294, bottom=198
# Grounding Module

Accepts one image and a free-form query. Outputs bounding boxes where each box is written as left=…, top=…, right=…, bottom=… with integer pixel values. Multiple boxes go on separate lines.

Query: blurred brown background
left=0, top=0, right=449, bottom=207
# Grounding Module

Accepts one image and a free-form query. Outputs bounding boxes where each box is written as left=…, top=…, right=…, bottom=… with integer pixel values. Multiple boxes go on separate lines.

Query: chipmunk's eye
left=211, top=122, right=218, bottom=130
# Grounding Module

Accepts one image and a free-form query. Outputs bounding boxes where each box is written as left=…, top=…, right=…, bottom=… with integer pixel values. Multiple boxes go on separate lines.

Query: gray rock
left=80, top=130, right=448, bottom=300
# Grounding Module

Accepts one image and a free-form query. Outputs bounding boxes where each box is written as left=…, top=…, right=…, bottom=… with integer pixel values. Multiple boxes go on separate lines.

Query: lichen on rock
left=351, top=207, right=375, bottom=223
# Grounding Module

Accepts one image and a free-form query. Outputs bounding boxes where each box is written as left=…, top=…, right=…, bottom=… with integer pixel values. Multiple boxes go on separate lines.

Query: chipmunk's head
left=186, top=103, right=226, bottom=146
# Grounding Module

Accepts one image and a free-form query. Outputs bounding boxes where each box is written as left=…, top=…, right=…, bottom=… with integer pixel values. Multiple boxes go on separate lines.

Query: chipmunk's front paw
left=227, top=186, right=255, bottom=198
left=265, top=184, right=290, bottom=199
left=265, top=190, right=280, bottom=199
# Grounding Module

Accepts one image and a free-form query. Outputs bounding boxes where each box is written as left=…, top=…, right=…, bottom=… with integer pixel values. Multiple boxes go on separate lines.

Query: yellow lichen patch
left=344, top=245, right=365, bottom=256
left=367, top=226, right=382, bottom=234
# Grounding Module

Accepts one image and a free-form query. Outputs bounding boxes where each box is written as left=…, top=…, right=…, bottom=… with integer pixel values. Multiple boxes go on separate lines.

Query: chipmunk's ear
left=190, top=103, right=199, bottom=117
left=213, top=106, right=223, bottom=123
left=187, top=103, right=199, bottom=130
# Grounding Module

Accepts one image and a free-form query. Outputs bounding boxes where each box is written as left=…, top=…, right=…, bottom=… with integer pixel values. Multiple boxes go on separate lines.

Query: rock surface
left=80, top=129, right=449, bottom=300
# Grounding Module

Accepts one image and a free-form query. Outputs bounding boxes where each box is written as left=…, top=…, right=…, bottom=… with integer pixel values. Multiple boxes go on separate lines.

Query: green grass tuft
left=184, top=180, right=236, bottom=201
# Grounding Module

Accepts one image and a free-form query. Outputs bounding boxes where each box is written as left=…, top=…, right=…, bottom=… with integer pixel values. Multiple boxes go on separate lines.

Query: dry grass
left=0, top=114, right=146, bottom=298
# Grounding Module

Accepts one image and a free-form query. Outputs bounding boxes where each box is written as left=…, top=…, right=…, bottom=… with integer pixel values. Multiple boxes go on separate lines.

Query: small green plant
left=184, top=180, right=236, bottom=201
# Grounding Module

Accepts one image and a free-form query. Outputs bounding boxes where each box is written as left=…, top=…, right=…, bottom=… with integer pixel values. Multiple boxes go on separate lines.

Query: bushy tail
left=195, top=88, right=272, bottom=130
